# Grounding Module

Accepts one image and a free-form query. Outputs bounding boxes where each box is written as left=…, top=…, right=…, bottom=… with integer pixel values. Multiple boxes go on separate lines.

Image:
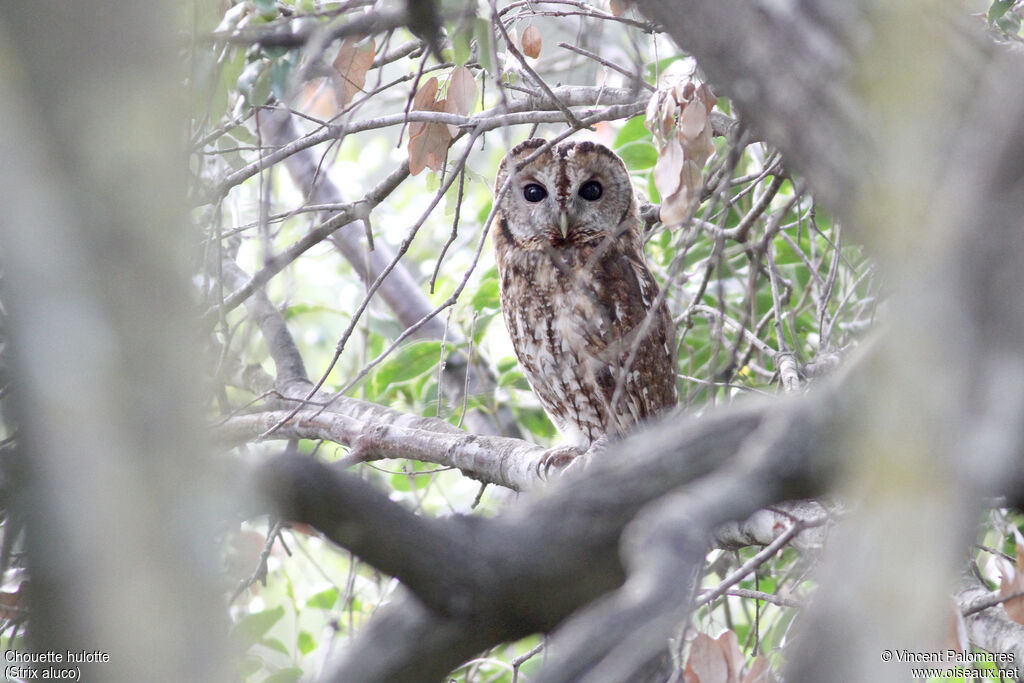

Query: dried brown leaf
left=645, top=90, right=662, bottom=130
left=654, top=137, right=684, bottom=198
left=660, top=95, right=677, bottom=136
left=660, top=189, right=692, bottom=226
left=684, top=631, right=746, bottom=683
left=410, top=76, right=442, bottom=138
left=408, top=121, right=451, bottom=175
left=299, top=79, right=340, bottom=119
left=661, top=159, right=703, bottom=226
left=645, top=90, right=674, bottom=142
left=697, top=82, right=717, bottom=113
left=675, top=79, right=696, bottom=104
left=682, top=158, right=703, bottom=193
left=678, top=100, right=708, bottom=141
left=522, top=25, right=542, bottom=59
left=743, top=657, right=772, bottom=683
left=449, top=66, right=477, bottom=116
left=720, top=631, right=746, bottom=680
left=608, top=0, right=630, bottom=17
left=443, top=96, right=461, bottom=137
left=682, top=124, right=715, bottom=170
left=333, top=37, right=375, bottom=107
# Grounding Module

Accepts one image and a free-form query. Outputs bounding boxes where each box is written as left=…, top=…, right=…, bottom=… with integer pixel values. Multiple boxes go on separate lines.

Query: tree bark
left=0, top=3, right=231, bottom=682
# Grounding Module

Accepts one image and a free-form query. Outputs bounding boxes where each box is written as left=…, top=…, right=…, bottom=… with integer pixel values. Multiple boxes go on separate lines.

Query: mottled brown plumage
left=492, top=138, right=677, bottom=452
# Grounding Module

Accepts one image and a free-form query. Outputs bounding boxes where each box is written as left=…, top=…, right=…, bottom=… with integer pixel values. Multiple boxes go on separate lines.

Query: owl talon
left=535, top=445, right=585, bottom=479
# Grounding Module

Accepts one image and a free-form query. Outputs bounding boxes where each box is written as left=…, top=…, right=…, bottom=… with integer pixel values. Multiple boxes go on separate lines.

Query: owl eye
left=578, top=180, right=603, bottom=201
left=523, top=183, right=547, bottom=202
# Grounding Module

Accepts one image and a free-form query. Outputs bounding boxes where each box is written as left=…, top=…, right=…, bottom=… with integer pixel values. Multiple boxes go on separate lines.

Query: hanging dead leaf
left=409, top=76, right=441, bottom=138
left=684, top=631, right=745, bottom=683
left=645, top=90, right=662, bottom=130
left=742, top=657, right=772, bottom=683
left=299, top=78, right=340, bottom=119
left=448, top=66, right=477, bottom=115
left=682, top=158, right=703, bottom=191
left=608, top=0, right=630, bottom=17
left=684, top=123, right=715, bottom=165
left=698, top=82, right=717, bottom=113
left=678, top=100, right=709, bottom=141
left=645, top=90, right=675, bottom=142
left=333, top=37, right=375, bottom=107
left=654, top=137, right=684, bottom=199
left=408, top=76, right=452, bottom=175
left=408, top=122, right=451, bottom=175
left=660, top=190, right=688, bottom=226
left=660, top=158, right=705, bottom=226
left=443, top=96, right=462, bottom=137
left=675, top=79, right=696, bottom=104
left=522, top=25, right=542, bottom=58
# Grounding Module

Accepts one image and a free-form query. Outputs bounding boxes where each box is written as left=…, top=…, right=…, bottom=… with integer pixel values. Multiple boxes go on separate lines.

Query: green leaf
left=391, top=473, right=412, bottom=491
left=260, top=667, right=304, bottom=683
left=452, top=25, right=473, bottom=65
left=228, top=124, right=256, bottom=145
left=617, top=141, right=658, bottom=170
left=472, top=311, right=499, bottom=344
left=517, top=407, right=556, bottom=439
left=239, top=656, right=263, bottom=677
left=284, top=303, right=343, bottom=319
left=614, top=116, right=650, bottom=147
left=477, top=199, right=494, bottom=226
left=646, top=173, right=661, bottom=204
left=212, top=48, right=246, bottom=123
left=251, top=68, right=272, bottom=105
left=474, top=18, right=493, bottom=72
left=425, top=171, right=441, bottom=192
left=471, top=277, right=500, bottom=311
left=232, top=606, right=285, bottom=645
left=499, top=369, right=529, bottom=390
left=252, top=0, right=278, bottom=19
left=372, top=341, right=444, bottom=394
left=262, top=637, right=290, bottom=656
left=269, top=53, right=296, bottom=100
left=391, top=462, right=434, bottom=491
left=306, top=587, right=339, bottom=610
left=297, top=631, right=316, bottom=656
left=497, top=356, right=518, bottom=373
left=236, top=59, right=266, bottom=101
left=645, top=54, right=684, bottom=80
left=989, top=0, right=1014, bottom=23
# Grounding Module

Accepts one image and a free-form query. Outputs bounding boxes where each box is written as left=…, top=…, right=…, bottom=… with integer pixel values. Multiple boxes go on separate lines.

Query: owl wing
left=575, top=249, right=677, bottom=436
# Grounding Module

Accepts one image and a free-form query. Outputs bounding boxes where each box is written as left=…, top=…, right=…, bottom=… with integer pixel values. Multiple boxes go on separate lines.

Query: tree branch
left=254, top=384, right=845, bottom=682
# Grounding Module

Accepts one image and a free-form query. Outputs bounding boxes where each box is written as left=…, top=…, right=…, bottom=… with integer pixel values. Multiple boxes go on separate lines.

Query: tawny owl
left=492, top=138, right=677, bottom=458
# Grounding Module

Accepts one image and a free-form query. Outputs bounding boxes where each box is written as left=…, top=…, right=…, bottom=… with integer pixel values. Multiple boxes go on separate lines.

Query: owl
left=492, top=138, right=677, bottom=463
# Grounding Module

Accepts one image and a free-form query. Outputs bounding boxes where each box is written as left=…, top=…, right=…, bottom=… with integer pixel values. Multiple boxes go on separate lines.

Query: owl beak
left=558, top=210, right=569, bottom=239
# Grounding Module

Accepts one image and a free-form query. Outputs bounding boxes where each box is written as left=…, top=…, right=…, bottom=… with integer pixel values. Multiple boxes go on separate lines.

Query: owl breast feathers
left=491, top=138, right=677, bottom=448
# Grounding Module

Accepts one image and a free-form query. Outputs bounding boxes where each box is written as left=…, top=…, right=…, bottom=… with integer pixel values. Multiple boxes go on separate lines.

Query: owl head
left=493, top=138, right=639, bottom=250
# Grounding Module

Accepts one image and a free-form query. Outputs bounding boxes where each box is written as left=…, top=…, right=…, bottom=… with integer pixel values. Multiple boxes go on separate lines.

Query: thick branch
left=957, top=572, right=1024, bottom=664
left=223, top=407, right=544, bottom=490
left=256, top=387, right=842, bottom=682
